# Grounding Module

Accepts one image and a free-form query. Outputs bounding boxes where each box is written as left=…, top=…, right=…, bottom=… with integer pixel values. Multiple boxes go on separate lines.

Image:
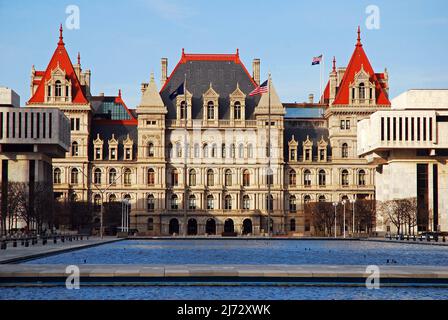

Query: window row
left=165, top=142, right=255, bottom=159
left=287, top=169, right=367, bottom=187
left=380, top=116, right=433, bottom=142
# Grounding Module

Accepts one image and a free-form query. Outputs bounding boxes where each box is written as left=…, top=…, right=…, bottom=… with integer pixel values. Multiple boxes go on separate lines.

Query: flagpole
left=183, top=73, right=188, bottom=237
left=267, top=73, right=272, bottom=238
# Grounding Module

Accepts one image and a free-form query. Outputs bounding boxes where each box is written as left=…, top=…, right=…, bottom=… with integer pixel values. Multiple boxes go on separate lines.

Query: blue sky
left=1, top=0, right=447, bottom=108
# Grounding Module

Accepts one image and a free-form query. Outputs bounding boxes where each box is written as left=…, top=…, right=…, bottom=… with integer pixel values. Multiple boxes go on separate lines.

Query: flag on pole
left=312, top=55, right=323, bottom=65
left=169, top=82, right=185, bottom=99
left=249, top=80, right=269, bottom=96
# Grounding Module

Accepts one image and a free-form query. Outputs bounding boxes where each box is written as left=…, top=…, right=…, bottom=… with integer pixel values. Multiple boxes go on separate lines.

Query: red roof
left=28, top=25, right=88, bottom=105
left=160, top=48, right=257, bottom=92
left=332, top=28, right=390, bottom=106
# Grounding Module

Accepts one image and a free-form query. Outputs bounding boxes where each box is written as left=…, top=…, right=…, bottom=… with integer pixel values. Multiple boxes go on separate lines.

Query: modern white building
left=358, top=89, right=448, bottom=233
left=0, top=87, right=70, bottom=232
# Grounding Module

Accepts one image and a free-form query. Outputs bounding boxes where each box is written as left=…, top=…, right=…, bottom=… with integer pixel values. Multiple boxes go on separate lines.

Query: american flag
left=312, top=55, right=323, bottom=65
left=249, top=80, right=268, bottom=96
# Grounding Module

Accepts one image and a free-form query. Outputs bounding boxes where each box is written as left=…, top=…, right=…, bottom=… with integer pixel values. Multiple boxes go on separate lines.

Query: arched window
left=147, top=168, right=155, bottom=186
left=70, top=168, right=78, bottom=184
left=341, top=143, right=349, bottom=158
left=207, top=101, right=215, bottom=120
left=289, top=169, right=296, bottom=186
left=55, top=80, right=62, bottom=97
left=71, top=141, right=79, bottom=156
left=230, top=144, right=235, bottom=158
left=224, top=195, right=232, bottom=210
left=94, top=194, right=101, bottom=212
left=358, top=169, right=366, bottom=186
left=207, top=169, right=214, bottom=186
left=147, top=194, right=155, bottom=212
left=180, top=101, right=187, bottom=119
left=124, top=168, right=132, bottom=186
left=234, top=101, right=241, bottom=120
left=341, top=169, right=349, bottom=186
left=303, top=169, right=311, bottom=186
left=318, top=195, right=326, bottom=202
left=290, top=219, right=296, bottom=232
left=194, top=143, right=200, bottom=158
left=94, top=168, right=102, bottom=185
left=243, top=169, right=250, bottom=187
left=171, top=194, right=178, bottom=210
left=247, top=144, right=253, bottom=158
left=109, top=194, right=117, bottom=202
left=147, top=218, right=154, bottom=231
left=221, top=144, right=226, bottom=158
left=207, top=195, right=214, bottom=210
left=304, top=195, right=311, bottom=204
left=211, top=144, right=217, bottom=158
left=147, top=142, right=154, bottom=157
left=171, top=169, right=179, bottom=186
left=225, top=169, right=232, bottom=187
left=188, top=195, right=196, bottom=210
left=176, top=142, right=182, bottom=158
left=203, top=143, right=209, bottom=158
left=238, top=144, right=244, bottom=158
left=168, top=143, right=173, bottom=158
left=289, top=195, right=297, bottom=212
left=53, top=168, right=61, bottom=184
left=318, top=169, right=326, bottom=186
left=243, top=195, right=250, bottom=210
left=266, top=195, right=274, bottom=211
left=109, top=168, right=117, bottom=185
left=359, top=83, right=365, bottom=100
left=189, top=169, right=196, bottom=186
left=266, top=168, right=273, bottom=185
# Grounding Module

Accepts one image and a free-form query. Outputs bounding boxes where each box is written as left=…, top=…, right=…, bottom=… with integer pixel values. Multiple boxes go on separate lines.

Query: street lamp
left=332, top=202, right=338, bottom=238
left=342, top=199, right=347, bottom=238
left=350, top=197, right=356, bottom=236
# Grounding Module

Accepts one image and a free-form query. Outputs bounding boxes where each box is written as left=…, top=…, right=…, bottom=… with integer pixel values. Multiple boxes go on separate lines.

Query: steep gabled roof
left=159, top=49, right=260, bottom=120
left=332, top=27, right=391, bottom=106
left=28, top=25, right=88, bottom=105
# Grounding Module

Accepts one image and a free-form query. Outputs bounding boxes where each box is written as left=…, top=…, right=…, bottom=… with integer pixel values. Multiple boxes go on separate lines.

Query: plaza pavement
left=0, top=237, right=122, bottom=264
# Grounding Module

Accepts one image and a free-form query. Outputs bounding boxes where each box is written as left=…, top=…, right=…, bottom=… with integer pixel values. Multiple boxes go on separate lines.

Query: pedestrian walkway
left=0, top=237, right=121, bottom=264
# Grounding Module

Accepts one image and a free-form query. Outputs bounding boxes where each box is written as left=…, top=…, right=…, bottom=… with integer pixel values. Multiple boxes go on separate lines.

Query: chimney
left=252, top=58, right=260, bottom=85
left=308, top=94, right=314, bottom=104
left=161, top=58, right=168, bottom=87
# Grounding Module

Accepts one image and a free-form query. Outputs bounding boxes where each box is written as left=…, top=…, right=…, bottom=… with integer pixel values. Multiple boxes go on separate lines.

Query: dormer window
left=234, top=102, right=241, bottom=120
left=207, top=102, right=215, bottom=120
left=350, top=66, right=376, bottom=105
left=111, top=148, right=117, bottom=160
left=55, top=80, right=62, bottom=97
left=125, top=148, right=131, bottom=160
left=95, top=148, right=101, bottom=160
left=93, top=134, right=103, bottom=160
left=180, top=101, right=187, bottom=119
left=288, top=135, right=298, bottom=162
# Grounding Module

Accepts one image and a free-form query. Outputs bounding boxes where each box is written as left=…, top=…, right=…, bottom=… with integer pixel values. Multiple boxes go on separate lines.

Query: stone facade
left=25, top=26, right=394, bottom=236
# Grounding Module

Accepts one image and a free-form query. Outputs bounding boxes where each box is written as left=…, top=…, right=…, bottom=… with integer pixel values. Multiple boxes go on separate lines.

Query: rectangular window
left=405, top=117, right=409, bottom=141
left=429, top=118, right=433, bottom=141
left=125, top=148, right=131, bottom=160
left=42, top=113, right=46, bottom=138
left=387, top=117, right=390, bottom=141
left=346, top=120, right=350, bottom=130
left=393, top=117, right=396, bottom=141
left=18, top=113, right=22, bottom=138
left=111, top=148, right=116, bottom=160
left=340, top=120, right=345, bottom=130
left=6, top=112, right=9, bottom=138
left=423, top=117, right=427, bottom=141
left=95, top=148, right=101, bottom=160
left=70, top=118, right=74, bottom=131
left=380, top=117, right=384, bottom=141
left=76, top=118, right=80, bottom=131
left=399, top=117, right=402, bottom=141
left=25, top=113, right=28, bottom=138
left=411, top=118, right=415, bottom=141
left=49, top=113, right=52, bottom=138
left=36, top=113, right=40, bottom=139
left=12, top=112, right=15, bottom=138
left=417, top=117, right=421, bottom=141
